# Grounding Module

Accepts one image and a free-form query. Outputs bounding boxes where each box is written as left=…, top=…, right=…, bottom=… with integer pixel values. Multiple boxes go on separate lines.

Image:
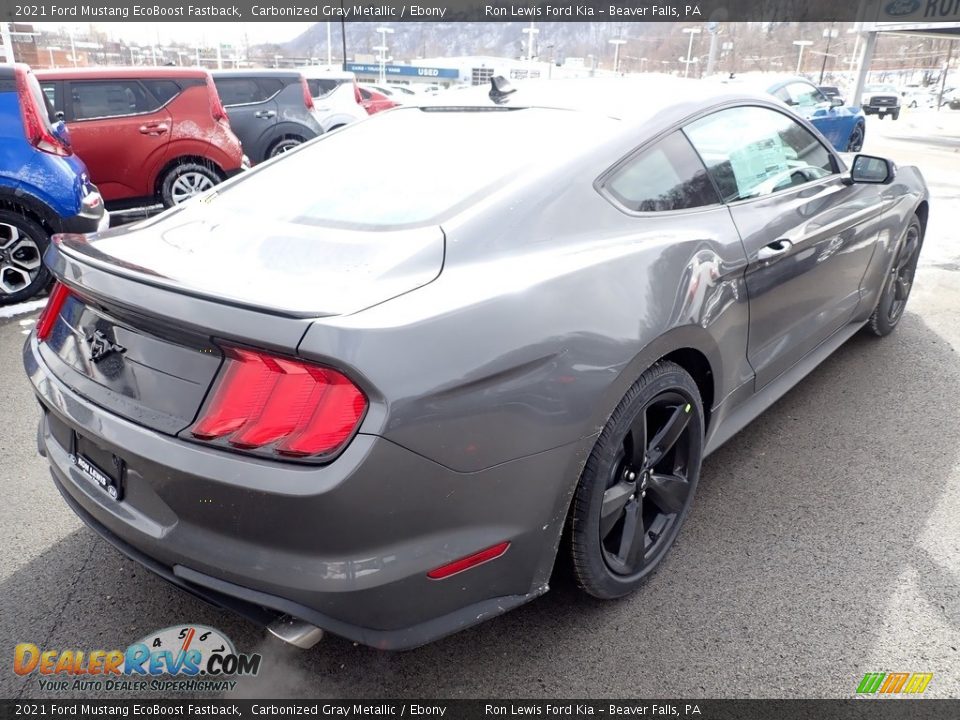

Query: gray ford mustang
left=24, top=77, right=928, bottom=650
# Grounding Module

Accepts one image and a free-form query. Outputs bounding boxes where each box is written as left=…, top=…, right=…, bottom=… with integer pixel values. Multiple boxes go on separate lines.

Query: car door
left=64, top=79, right=172, bottom=202
left=684, top=104, right=887, bottom=390
left=214, top=77, right=280, bottom=162
left=776, top=81, right=844, bottom=148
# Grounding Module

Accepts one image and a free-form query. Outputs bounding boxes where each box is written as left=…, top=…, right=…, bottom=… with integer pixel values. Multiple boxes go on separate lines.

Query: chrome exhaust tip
left=266, top=615, right=324, bottom=649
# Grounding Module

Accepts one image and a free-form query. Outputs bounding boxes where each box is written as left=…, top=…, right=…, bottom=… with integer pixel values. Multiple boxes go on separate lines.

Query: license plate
left=70, top=438, right=124, bottom=501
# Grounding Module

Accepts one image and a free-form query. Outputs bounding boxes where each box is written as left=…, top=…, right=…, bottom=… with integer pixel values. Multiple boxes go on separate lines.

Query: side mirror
left=831, top=97, right=845, bottom=107
left=844, top=154, right=896, bottom=185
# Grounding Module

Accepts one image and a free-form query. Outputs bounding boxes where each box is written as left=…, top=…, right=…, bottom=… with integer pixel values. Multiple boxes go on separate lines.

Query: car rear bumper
left=24, top=335, right=575, bottom=649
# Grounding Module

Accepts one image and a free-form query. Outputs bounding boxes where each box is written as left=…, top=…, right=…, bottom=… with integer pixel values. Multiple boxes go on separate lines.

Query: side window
left=256, top=78, right=285, bottom=100
left=40, top=82, right=58, bottom=112
left=70, top=81, right=158, bottom=120
left=307, top=79, right=343, bottom=98
left=784, top=82, right=826, bottom=108
left=359, top=88, right=372, bottom=101
left=684, top=106, right=835, bottom=202
left=141, top=79, right=181, bottom=106
left=603, top=131, right=720, bottom=213
left=215, top=78, right=266, bottom=106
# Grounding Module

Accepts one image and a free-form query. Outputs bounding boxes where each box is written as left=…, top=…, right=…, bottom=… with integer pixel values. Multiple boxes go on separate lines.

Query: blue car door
left=775, top=81, right=845, bottom=149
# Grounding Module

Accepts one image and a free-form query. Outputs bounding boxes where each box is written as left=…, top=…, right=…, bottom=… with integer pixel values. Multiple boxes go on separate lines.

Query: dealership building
left=347, top=55, right=612, bottom=89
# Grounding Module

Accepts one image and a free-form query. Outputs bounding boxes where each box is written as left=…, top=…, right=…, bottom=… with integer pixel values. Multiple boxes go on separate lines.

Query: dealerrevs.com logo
left=13, top=625, right=262, bottom=693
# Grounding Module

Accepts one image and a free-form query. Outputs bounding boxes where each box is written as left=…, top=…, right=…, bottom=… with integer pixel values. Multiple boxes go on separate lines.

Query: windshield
left=205, top=107, right=614, bottom=230
left=865, top=85, right=897, bottom=93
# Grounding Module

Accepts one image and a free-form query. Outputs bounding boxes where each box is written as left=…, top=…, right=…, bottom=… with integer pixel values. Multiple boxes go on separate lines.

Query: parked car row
left=1, top=64, right=392, bottom=305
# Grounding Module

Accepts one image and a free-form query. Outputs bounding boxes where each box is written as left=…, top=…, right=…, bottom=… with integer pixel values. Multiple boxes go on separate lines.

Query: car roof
left=297, top=68, right=355, bottom=80
left=212, top=69, right=303, bottom=79
left=35, top=66, right=210, bottom=80
left=420, top=76, right=776, bottom=124
left=714, top=74, right=814, bottom=93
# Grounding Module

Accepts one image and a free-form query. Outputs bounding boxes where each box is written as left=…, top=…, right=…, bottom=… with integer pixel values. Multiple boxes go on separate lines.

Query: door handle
left=138, top=123, right=168, bottom=135
left=254, top=110, right=276, bottom=119
left=757, top=239, right=793, bottom=261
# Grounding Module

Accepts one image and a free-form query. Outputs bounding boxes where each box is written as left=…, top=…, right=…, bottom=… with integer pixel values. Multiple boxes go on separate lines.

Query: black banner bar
left=2, top=0, right=960, bottom=23
left=3, top=700, right=960, bottom=720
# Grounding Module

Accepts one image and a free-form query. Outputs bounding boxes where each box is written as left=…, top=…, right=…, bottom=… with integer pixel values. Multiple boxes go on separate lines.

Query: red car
left=37, top=67, right=247, bottom=208
left=358, top=86, right=399, bottom=115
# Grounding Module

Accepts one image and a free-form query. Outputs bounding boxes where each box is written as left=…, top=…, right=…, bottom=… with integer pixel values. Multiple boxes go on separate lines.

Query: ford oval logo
left=885, top=0, right=921, bottom=16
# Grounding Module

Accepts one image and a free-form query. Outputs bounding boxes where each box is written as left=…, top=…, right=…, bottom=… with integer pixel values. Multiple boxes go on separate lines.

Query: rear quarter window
left=307, top=78, right=344, bottom=97
left=603, top=131, right=720, bottom=213
left=141, top=79, right=181, bottom=106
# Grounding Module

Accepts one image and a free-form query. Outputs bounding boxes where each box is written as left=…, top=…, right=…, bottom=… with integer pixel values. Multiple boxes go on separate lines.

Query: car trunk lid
left=53, top=205, right=445, bottom=318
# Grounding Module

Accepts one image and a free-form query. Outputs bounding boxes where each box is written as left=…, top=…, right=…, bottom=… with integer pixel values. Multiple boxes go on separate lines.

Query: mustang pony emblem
left=87, top=330, right=126, bottom=364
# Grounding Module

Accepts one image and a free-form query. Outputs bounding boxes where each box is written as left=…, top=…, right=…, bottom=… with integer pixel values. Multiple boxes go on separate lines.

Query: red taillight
left=190, top=347, right=366, bottom=460
left=300, top=76, right=315, bottom=110
left=206, top=75, right=229, bottom=124
left=15, top=66, right=71, bottom=157
left=36, top=281, right=71, bottom=341
left=427, top=542, right=511, bottom=580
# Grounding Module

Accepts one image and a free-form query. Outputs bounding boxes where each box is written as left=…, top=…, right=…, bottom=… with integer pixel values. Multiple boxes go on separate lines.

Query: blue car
left=765, top=76, right=866, bottom=153
left=0, top=63, right=106, bottom=305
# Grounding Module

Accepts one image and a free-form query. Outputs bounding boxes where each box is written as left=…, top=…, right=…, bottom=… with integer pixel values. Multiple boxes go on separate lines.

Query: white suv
left=299, top=69, right=367, bottom=132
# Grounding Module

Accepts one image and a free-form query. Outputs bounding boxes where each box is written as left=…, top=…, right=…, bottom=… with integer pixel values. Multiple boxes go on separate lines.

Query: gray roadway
left=2, top=112, right=959, bottom=699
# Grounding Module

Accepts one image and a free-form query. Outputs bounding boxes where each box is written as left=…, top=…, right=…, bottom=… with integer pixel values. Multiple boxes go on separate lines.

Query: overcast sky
left=35, top=22, right=318, bottom=48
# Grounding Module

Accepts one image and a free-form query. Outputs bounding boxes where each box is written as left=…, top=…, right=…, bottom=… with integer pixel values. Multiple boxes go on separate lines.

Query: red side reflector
left=427, top=542, right=511, bottom=580
left=36, top=281, right=70, bottom=341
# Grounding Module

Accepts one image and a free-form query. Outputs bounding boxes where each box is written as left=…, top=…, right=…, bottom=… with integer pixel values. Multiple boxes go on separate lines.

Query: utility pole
left=0, top=23, right=13, bottom=63
left=326, top=22, right=332, bottom=66
left=609, top=38, right=626, bottom=74
left=522, top=21, right=538, bottom=61
left=705, top=22, right=720, bottom=76
left=682, top=27, right=701, bottom=78
left=819, top=23, right=838, bottom=85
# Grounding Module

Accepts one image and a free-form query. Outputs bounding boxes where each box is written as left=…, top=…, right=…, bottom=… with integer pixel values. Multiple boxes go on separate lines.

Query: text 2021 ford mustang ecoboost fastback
left=24, top=78, right=929, bottom=650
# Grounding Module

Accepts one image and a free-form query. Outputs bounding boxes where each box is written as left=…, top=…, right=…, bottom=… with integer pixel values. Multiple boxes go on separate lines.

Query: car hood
left=55, top=206, right=445, bottom=318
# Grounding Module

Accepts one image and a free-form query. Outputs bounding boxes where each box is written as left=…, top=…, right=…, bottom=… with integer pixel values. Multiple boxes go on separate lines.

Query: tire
left=159, top=162, right=220, bottom=208
left=868, top=215, right=923, bottom=337
left=891, top=110, right=900, bottom=120
left=0, top=209, right=51, bottom=305
left=845, top=123, right=865, bottom=153
left=267, top=136, right=305, bottom=158
left=568, top=361, right=704, bottom=600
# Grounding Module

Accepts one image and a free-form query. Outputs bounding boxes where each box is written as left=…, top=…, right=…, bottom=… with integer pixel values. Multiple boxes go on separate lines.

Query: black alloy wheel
left=868, top=216, right=923, bottom=337
left=569, top=361, right=704, bottom=599
left=846, top=123, right=865, bottom=153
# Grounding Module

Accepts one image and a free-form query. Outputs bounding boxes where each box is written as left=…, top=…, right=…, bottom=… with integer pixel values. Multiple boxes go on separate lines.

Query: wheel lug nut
left=641, top=490, right=646, bottom=498
left=628, top=472, right=636, bottom=480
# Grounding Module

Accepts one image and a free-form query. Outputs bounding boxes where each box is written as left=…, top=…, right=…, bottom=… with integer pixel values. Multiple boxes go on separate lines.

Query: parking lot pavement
left=2, top=127, right=958, bottom=700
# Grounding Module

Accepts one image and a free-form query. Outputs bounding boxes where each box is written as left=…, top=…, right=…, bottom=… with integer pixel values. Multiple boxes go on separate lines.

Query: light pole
left=522, top=21, right=538, bottom=61
left=819, top=25, right=838, bottom=84
left=273, top=54, right=282, bottom=69
left=326, top=21, right=332, bottom=67
left=69, top=27, right=78, bottom=67
left=793, top=40, right=813, bottom=74
left=375, top=26, right=394, bottom=84
left=609, top=38, right=627, bottom=74
left=46, top=46, right=61, bottom=68
left=682, top=27, right=701, bottom=78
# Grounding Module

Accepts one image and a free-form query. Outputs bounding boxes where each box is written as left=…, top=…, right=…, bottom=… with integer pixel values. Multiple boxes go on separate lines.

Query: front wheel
left=568, top=361, right=704, bottom=600
left=0, top=210, right=51, bottom=305
left=846, top=123, right=865, bottom=152
left=868, top=216, right=923, bottom=337
left=159, top=162, right=220, bottom=208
